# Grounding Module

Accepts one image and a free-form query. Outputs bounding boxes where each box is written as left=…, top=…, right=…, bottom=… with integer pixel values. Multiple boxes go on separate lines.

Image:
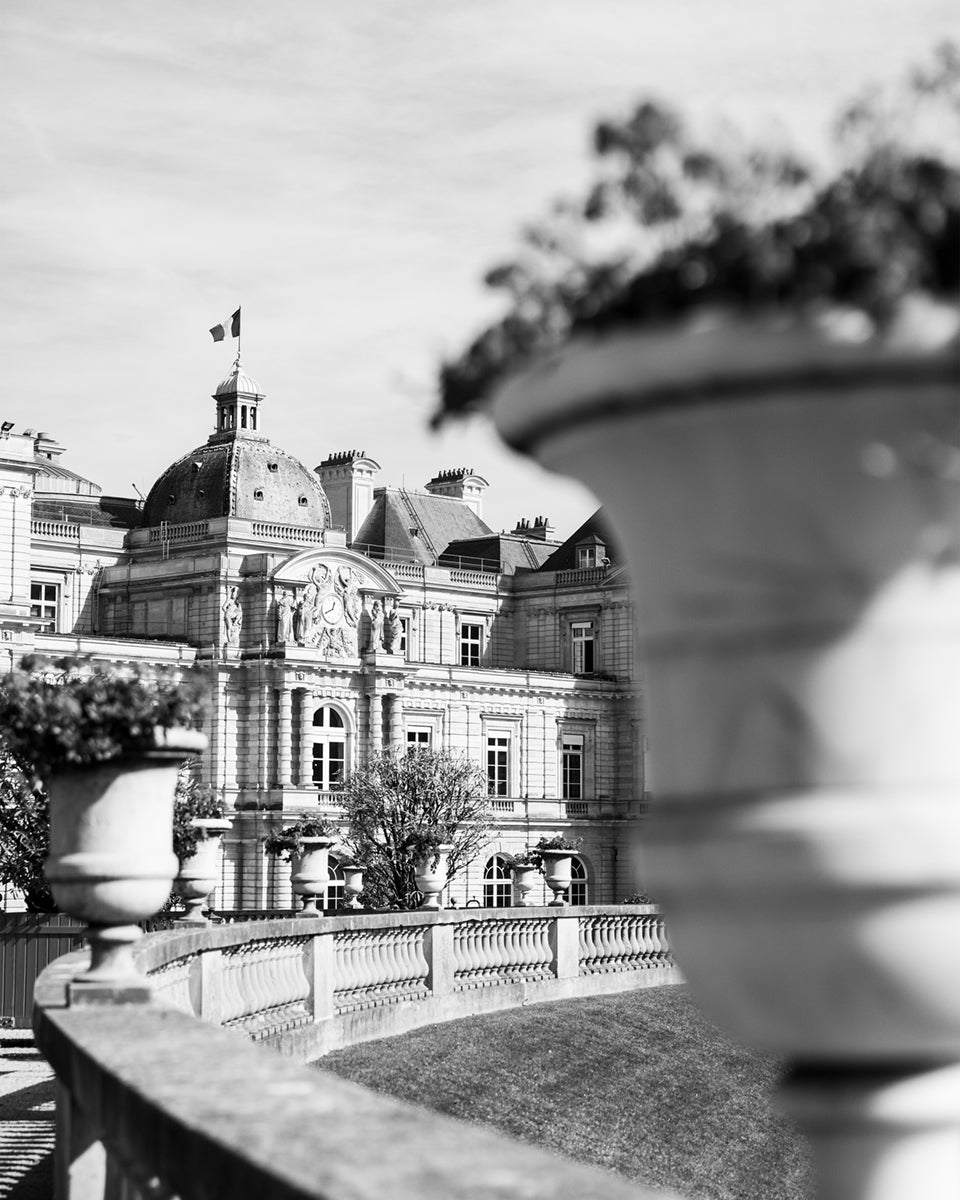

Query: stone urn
left=510, top=864, right=539, bottom=906
left=290, top=838, right=336, bottom=917
left=492, top=312, right=959, bottom=1197
left=340, top=863, right=365, bottom=910
left=414, top=843, right=453, bottom=910
left=44, top=729, right=208, bottom=983
left=175, top=818, right=231, bottom=924
left=539, top=851, right=574, bottom=907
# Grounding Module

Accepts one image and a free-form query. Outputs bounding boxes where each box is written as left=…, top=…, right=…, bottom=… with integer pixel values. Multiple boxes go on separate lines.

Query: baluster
left=376, top=929, right=398, bottom=999
left=221, top=947, right=245, bottom=1024
left=612, top=917, right=627, bottom=970
left=580, top=917, right=598, bottom=972
left=638, top=914, right=654, bottom=964
left=452, top=921, right=470, bottom=983
left=460, top=921, right=479, bottom=983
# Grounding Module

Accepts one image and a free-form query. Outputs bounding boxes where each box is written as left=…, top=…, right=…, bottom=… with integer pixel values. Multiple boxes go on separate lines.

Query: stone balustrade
left=34, top=906, right=678, bottom=1200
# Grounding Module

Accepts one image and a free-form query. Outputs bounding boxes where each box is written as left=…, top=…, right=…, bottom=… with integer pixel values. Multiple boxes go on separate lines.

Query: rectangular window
left=460, top=622, right=483, bottom=667
left=30, top=581, right=59, bottom=633
left=576, top=547, right=596, bottom=569
left=562, top=736, right=584, bottom=800
left=486, top=735, right=510, bottom=797
left=313, top=741, right=346, bottom=790
left=571, top=622, right=595, bottom=675
left=406, top=728, right=431, bottom=750
left=399, top=617, right=409, bottom=658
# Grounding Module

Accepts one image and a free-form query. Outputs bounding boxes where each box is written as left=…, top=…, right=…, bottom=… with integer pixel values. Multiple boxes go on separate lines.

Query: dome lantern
left=211, top=354, right=265, bottom=442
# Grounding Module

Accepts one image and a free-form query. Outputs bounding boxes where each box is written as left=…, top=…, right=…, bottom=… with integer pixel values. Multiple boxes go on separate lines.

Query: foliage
left=0, top=655, right=211, bottom=780
left=0, top=747, right=53, bottom=911
left=527, top=833, right=582, bottom=869
left=0, top=754, right=211, bottom=912
left=436, top=43, right=960, bottom=420
left=172, top=778, right=225, bottom=866
left=339, top=749, right=493, bottom=909
left=621, top=891, right=654, bottom=905
left=263, top=814, right=339, bottom=862
left=499, top=850, right=540, bottom=870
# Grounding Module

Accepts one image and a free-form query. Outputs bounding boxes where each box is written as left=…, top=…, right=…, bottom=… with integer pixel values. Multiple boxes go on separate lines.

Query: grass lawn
left=318, top=985, right=811, bottom=1200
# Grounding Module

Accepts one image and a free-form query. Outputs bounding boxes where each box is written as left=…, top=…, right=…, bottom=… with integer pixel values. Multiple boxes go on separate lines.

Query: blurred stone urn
left=492, top=315, right=959, bottom=1195
left=45, top=730, right=208, bottom=982
left=340, top=863, right=365, bottom=910
left=414, top=843, right=453, bottom=910
left=539, top=851, right=573, bottom=907
left=291, top=838, right=336, bottom=916
left=510, top=863, right=539, bottom=906
left=175, top=817, right=231, bottom=924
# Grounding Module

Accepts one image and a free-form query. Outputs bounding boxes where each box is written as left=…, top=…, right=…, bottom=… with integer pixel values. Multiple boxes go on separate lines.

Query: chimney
left=315, top=450, right=381, bottom=543
left=424, top=467, right=489, bottom=518
left=512, top=515, right=554, bottom=541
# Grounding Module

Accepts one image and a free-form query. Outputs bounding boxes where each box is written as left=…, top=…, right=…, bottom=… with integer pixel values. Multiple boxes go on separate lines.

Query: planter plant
left=0, top=655, right=210, bottom=982
left=264, top=815, right=338, bottom=916
left=172, top=786, right=228, bottom=924
left=409, top=834, right=455, bottom=911
left=528, top=835, right=582, bottom=907
left=439, top=49, right=960, bottom=1200
left=501, top=851, right=541, bottom=907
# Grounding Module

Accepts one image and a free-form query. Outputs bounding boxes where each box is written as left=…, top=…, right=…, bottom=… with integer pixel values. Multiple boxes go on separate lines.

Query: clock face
left=320, top=594, right=344, bottom=624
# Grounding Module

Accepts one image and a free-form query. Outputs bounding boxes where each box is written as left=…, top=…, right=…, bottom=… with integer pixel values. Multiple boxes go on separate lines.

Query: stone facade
left=0, top=363, right=649, bottom=910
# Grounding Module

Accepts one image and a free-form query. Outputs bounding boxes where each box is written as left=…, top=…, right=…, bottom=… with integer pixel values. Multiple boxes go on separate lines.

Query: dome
left=144, top=360, right=332, bottom=529
left=144, top=439, right=332, bottom=529
left=215, top=363, right=262, bottom=396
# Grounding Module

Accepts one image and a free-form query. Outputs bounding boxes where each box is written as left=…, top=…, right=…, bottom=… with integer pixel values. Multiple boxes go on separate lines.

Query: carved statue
left=383, top=600, right=403, bottom=655
left=367, top=599, right=384, bottom=652
left=276, top=591, right=294, bottom=643
left=221, top=587, right=242, bottom=647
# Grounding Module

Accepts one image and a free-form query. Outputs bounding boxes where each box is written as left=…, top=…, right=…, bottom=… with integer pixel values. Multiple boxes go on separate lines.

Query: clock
left=320, top=594, right=344, bottom=624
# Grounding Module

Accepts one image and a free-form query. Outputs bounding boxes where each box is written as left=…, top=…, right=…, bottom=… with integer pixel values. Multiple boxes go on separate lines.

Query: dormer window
left=298, top=495, right=308, bottom=507
left=268, top=462, right=279, bottom=473
left=254, top=489, right=264, bottom=501
left=168, top=494, right=176, bottom=505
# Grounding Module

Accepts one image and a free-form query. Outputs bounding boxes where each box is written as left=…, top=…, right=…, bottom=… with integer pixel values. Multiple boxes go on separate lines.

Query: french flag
left=209, top=308, right=241, bottom=342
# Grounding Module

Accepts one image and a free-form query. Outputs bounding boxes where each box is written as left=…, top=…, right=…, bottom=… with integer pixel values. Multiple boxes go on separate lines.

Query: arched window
left=327, top=857, right=344, bottom=910
left=569, top=857, right=588, bottom=906
left=312, top=706, right=346, bottom=791
left=483, top=854, right=512, bottom=908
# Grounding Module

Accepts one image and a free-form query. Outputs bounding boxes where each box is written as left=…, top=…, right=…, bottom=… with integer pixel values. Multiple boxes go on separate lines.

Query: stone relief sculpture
left=383, top=599, right=403, bottom=655
left=276, top=591, right=294, bottom=643
left=367, top=599, right=384, bottom=652
left=279, top=559, right=399, bottom=661
left=221, top=587, right=242, bottom=647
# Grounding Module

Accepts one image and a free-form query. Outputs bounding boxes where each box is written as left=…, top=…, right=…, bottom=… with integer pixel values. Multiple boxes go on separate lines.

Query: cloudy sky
left=3, top=1, right=956, bottom=538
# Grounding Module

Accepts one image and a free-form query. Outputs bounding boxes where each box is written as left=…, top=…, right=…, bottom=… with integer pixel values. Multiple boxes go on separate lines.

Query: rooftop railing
left=34, top=906, right=677, bottom=1200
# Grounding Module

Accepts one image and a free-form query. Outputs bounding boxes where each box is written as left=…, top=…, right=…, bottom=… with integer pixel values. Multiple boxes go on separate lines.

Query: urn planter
left=44, top=729, right=208, bottom=983
left=510, top=864, right=539, bottom=906
left=175, top=818, right=231, bottom=924
left=492, top=313, right=959, bottom=1195
left=538, top=851, right=574, bottom=907
left=414, top=844, right=453, bottom=910
left=290, top=838, right=336, bottom=916
left=340, top=863, right=365, bottom=910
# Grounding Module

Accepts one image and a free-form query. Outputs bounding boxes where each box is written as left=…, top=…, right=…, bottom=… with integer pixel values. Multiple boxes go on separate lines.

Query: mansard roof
left=32, top=494, right=143, bottom=530
left=354, top=488, right=492, bottom=565
left=538, top=510, right=622, bottom=572
left=442, top=534, right=558, bottom=574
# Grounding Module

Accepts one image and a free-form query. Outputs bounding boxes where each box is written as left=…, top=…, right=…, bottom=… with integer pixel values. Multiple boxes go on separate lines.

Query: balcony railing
left=34, top=906, right=676, bottom=1200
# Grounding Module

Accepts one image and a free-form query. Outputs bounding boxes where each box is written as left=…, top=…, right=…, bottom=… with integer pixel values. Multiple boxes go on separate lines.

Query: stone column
left=388, top=691, right=404, bottom=752
left=298, top=688, right=314, bottom=788
left=278, top=688, right=293, bottom=788
left=368, top=690, right=382, bottom=757
left=258, top=681, right=270, bottom=792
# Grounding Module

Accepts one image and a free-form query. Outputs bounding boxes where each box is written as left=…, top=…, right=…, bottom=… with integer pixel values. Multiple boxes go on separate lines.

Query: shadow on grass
left=318, top=985, right=811, bottom=1200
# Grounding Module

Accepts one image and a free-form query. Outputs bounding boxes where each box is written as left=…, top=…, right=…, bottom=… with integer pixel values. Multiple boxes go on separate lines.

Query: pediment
left=272, top=547, right=401, bottom=594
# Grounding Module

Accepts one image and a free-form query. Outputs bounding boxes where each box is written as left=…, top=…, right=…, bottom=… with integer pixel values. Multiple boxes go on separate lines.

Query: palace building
left=0, top=361, right=648, bottom=909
